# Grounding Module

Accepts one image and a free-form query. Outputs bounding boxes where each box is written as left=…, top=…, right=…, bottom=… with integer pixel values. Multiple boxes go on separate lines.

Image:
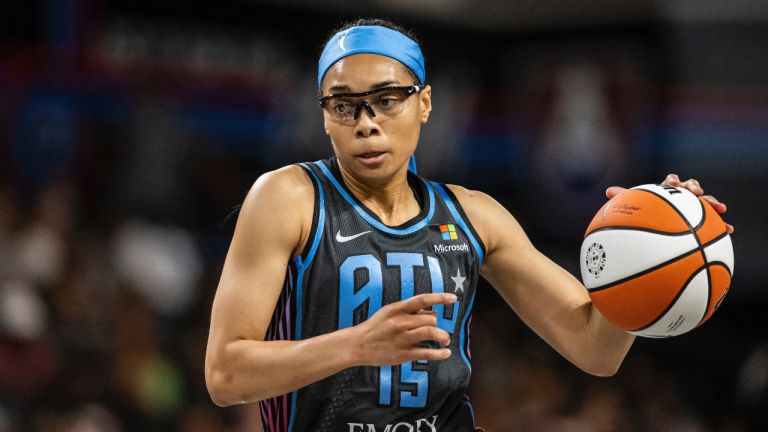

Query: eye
left=379, top=97, right=398, bottom=107
left=332, top=101, right=353, bottom=114
left=375, top=92, right=403, bottom=108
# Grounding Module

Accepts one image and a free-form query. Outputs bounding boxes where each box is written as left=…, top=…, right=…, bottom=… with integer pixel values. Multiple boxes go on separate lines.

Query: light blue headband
left=318, top=25, right=425, bottom=87
left=319, top=25, right=423, bottom=175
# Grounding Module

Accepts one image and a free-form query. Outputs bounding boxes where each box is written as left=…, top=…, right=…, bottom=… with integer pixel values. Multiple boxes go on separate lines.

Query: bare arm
left=448, top=185, right=633, bottom=376
left=205, top=166, right=456, bottom=406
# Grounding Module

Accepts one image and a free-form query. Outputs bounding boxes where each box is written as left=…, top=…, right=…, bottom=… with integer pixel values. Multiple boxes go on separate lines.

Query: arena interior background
left=1, top=0, right=767, bottom=431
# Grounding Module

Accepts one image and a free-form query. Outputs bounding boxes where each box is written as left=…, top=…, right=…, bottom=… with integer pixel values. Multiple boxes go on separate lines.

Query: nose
left=353, top=101, right=376, bottom=120
left=354, top=103, right=379, bottom=137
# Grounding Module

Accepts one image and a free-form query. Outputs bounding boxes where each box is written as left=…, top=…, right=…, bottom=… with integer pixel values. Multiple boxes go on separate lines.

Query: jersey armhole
left=441, top=184, right=488, bottom=258
left=295, top=163, right=325, bottom=267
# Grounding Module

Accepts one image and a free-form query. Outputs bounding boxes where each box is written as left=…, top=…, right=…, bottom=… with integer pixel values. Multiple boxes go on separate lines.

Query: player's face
left=321, top=53, right=432, bottom=184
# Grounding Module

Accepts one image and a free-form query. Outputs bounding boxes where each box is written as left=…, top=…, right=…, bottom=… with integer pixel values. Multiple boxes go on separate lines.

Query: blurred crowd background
left=1, top=0, right=767, bottom=431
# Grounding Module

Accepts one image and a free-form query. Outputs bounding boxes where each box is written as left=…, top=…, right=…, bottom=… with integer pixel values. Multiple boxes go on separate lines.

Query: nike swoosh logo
left=336, top=230, right=371, bottom=243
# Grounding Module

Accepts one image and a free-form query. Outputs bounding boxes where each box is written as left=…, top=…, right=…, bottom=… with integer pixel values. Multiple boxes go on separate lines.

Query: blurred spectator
left=736, top=340, right=768, bottom=429
left=111, top=219, right=203, bottom=319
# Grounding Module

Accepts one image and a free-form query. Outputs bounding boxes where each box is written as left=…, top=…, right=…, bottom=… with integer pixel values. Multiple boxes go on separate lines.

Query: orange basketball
left=580, top=184, right=734, bottom=338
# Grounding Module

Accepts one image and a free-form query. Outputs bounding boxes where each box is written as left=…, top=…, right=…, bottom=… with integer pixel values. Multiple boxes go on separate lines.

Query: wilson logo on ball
left=585, top=243, right=606, bottom=276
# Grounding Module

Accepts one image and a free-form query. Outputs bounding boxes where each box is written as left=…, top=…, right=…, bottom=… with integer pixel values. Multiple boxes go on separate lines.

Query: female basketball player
left=205, top=19, right=733, bottom=432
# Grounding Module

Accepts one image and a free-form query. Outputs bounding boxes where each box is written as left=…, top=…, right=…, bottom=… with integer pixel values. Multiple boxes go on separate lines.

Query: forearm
left=579, top=302, right=635, bottom=376
left=490, top=253, right=634, bottom=376
left=206, top=326, right=359, bottom=406
left=547, top=264, right=635, bottom=376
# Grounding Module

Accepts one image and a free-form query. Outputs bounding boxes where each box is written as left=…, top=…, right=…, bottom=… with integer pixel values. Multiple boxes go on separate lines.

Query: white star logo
left=451, top=269, right=466, bottom=293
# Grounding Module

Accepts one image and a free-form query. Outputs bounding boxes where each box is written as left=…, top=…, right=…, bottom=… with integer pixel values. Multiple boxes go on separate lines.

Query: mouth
left=356, top=151, right=387, bottom=164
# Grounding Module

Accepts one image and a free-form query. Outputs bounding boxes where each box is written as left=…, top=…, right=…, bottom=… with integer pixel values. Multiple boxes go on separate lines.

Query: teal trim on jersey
left=432, top=183, right=484, bottom=265
left=464, top=399, right=475, bottom=424
left=314, top=161, right=435, bottom=235
left=459, top=292, right=476, bottom=373
left=433, top=182, right=481, bottom=372
left=296, top=163, right=326, bottom=271
left=288, top=164, right=326, bottom=432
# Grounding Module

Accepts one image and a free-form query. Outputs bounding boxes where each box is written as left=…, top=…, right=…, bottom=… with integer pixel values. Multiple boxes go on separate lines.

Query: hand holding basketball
left=606, top=174, right=734, bottom=233
left=582, top=181, right=734, bottom=338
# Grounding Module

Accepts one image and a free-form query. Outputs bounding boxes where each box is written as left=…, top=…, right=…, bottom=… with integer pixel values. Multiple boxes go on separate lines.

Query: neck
left=337, top=161, right=421, bottom=227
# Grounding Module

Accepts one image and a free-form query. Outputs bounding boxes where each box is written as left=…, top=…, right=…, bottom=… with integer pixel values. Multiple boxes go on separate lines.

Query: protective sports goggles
left=318, top=85, right=426, bottom=126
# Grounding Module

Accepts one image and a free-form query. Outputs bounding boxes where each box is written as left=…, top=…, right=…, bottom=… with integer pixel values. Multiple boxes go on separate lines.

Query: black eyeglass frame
left=317, top=85, right=426, bottom=108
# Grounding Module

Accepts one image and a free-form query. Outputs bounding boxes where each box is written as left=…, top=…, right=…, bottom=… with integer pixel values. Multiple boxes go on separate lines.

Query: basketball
left=579, top=184, right=734, bottom=338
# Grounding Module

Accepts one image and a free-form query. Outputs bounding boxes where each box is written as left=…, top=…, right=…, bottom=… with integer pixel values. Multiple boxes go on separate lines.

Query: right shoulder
left=244, top=164, right=315, bottom=208
left=237, top=164, right=317, bottom=259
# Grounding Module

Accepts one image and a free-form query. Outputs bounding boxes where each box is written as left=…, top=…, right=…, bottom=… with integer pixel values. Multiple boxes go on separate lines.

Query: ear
left=419, top=85, right=432, bottom=124
left=324, top=117, right=330, bottom=135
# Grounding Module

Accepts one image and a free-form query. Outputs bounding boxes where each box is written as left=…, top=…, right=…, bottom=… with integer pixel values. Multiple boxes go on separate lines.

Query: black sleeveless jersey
left=259, top=157, right=486, bottom=432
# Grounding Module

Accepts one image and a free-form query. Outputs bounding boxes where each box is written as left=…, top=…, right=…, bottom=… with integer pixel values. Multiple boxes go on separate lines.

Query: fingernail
left=447, top=294, right=457, bottom=301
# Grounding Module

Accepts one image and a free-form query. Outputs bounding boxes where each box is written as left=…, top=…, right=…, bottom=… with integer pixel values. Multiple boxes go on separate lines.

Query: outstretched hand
left=351, top=293, right=456, bottom=367
left=606, top=174, right=734, bottom=234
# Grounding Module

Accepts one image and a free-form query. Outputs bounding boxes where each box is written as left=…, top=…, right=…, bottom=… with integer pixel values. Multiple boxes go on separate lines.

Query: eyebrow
left=327, top=79, right=402, bottom=94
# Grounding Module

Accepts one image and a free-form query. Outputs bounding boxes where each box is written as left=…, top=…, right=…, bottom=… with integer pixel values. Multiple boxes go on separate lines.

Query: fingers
left=666, top=175, right=734, bottom=232
left=702, top=195, right=726, bottom=213
left=399, top=293, right=457, bottom=314
left=663, top=173, right=680, bottom=186
left=416, top=309, right=438, bottom=316
left=679, top=179, right=703, bottom=196
left=400, top=312, right=438, bottom=330
left=410, top=347, right=452, bottom=361
left=610, top=176, right=733, bottom=233
left=663, top=174, right=703, bottom=196
left=407, top=326, right=451, bottom=346
left=605, top=186, right=627, bottom=199
left=700, top=195, right=734, bottom=233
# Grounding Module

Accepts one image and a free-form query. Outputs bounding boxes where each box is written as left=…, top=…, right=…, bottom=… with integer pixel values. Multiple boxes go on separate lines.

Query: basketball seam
left=632, top=260, right=731, bottom=334
left=633, top=187, right=702, bottom=247
left=697, top=198, right=711, bottom=326
left=587, top=246, right=700, bottom=293
left=704, top=261, right=732, bottom=277
left=702, top=266, right=712, bottom=328
left=587, top=232, right=728, bottom=293
left=696, top=261, right=732, bottom=328
left=702, top=231, right=729, bottom=251
left=693, top=198, right=707, bottom=231
left=586, top=225, right=691, bottom=237
left=629, top=262, right=708, bottom=333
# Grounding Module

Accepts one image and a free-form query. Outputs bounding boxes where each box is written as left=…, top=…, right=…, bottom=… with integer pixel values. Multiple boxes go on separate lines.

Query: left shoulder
left=443, top=184, right=504, bottom=219
left=443, top=184, right=523, bottom=258
left=443, top=184, right=486, bottom=205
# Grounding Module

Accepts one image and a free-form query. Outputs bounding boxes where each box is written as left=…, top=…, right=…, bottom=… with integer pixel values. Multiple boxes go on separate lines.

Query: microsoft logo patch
left=439, top=224, right=458, bottom=240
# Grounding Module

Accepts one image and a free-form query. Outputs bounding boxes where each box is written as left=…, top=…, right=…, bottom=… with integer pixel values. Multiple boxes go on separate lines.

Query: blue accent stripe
left=464, top=400, right=475, bottom=424
left=433, top=183, right=483, bottom=265
left=288, top=164, right=326, bottom=432
left=459, top=292, right=476, bottom=373
left=297, top=164, right=326, bottom=269
left=315, top=161, right=434, bottom=235
left=379, top=365, right=392, bottom=405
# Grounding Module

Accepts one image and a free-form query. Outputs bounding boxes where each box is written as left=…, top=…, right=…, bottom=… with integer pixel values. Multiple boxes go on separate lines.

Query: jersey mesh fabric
left=260, top=157, right=486, bottom=432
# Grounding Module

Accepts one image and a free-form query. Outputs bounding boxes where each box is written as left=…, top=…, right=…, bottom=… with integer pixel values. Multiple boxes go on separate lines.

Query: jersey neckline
left=317, top=157, right=435, bottom=234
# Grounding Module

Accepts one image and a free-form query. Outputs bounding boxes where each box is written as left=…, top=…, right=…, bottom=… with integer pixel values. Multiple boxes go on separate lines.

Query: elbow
left=581, top=361, right=621, bottom=377
left=206, top=361, right=241, bottom=407
left=206, top=367, right=231, bottom=407
left=576, top=351, right=626, bottom=377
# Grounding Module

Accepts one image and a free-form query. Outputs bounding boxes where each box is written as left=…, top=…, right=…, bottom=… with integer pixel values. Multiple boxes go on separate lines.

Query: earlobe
left=324, top=118, right=330, bottom=135
left=420, top=85, right=432, bottom=124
